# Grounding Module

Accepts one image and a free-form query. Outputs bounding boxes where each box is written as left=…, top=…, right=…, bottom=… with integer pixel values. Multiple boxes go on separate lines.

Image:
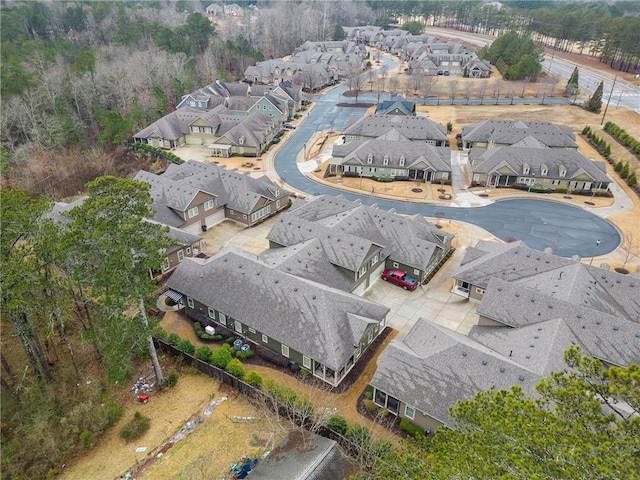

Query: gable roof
left=462, top=120, right=577, bottom=148
left=370, top=318, right=540, bottom=428
left=166, top=249, right=389, bottom=371
left=134, top=160, right=287, bottom=219
left=267, top=195, right=453, bottom=284
left=469, top=145, right=609, bottom=182
left=344, top=114, right=447, bottom=142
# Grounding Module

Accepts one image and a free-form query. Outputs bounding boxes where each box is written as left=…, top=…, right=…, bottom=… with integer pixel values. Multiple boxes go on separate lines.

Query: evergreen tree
left=566, top=66, right=579, bottom=96
left=585, top=81, right=604, bottom=112
left=333, top=24, right=346, bottom=41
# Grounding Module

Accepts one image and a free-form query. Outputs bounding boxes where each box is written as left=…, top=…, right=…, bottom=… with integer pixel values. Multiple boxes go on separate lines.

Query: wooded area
left=1, top=1, right=639, bottom=478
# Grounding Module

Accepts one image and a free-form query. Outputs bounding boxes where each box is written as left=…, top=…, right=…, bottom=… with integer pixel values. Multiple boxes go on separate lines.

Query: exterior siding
left=398, top=401, right=444, bottom=433
left=181, top=294, right=383, bottom=387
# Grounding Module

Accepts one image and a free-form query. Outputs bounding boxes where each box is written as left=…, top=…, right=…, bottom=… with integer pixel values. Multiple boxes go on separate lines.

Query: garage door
left=371, top=262, right=385, bottom=281
left=183, top=222, right=202, bottom=236
left=205, top=209, right=225, bottom=227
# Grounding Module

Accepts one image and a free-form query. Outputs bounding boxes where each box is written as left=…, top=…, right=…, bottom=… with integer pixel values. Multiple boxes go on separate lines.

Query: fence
left=154, top=337, right=365, bottom=458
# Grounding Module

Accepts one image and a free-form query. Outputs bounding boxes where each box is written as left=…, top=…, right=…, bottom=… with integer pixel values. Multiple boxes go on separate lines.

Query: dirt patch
left=58, top=365, right=294, bottom=480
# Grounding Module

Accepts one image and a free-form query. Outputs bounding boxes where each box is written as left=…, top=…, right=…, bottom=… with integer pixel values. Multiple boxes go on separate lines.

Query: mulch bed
left=355, top=388, right=404, bottom=437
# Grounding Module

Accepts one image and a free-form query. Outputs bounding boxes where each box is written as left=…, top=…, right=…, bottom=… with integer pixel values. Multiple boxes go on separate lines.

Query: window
left=303, top=356, right=311, bottom=369
left=281, top=344, right=289, bottom=358
left=393, top=262, right=399, bottom=268
left=414, top=269, right=420, bottom=276
left=188, top=206, right=199, bottom=218
left=405, top=405, right=415, bottom=420
left=161, top=259, right=170, bottom=271
left=399, top=155, right=405, bottom=167
left=230, top=210, right=235, bottom=215
left=523, top=164, right=530, bottom=175
left=204, top=200, right=214, bottom=211
left=262, top=334, right=268, bottom=343
left=360, top=264, right=367, bottom=275
left=552, top=179, right=561, bottom=185
left=234, top=320, right=242, bottom=334
left=383, top=155, right=389, bottom=166
left=476, top=287, right=485, bottom=295
left=276, top=200, right=281, bottom=208
left=186, top=247, right=192, bottom=255
left=541, top=167, right=548, bottom=176
left=243, top=214, right=247, bottom=219
left=187, top=297, right=194, bottom=308
left=559, top=167, right=567, bottom=178
left=177, top=250, right=184, bottom=262
left=367, top=154, right=373, bottom=165
left=219, top=313, right=227, bottom=325
left=208, top=307, right=215, bottom=319
left=473, top=173, right=480, bottom=181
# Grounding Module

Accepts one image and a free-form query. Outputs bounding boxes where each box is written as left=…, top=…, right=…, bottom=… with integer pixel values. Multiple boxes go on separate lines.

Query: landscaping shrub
left=225, top=358, right=245, bottom=379
left=620, top=163, right=629, bottom=179
left=370, top=439, right=395, bottom=460
left=363, top=399, right=378, bottom=414
left=400, top=418, right=425, bottom=438
left=119, top=412, right=151, bottom=443
left=152, top=326, right=169, bottom=341
left=235, top=349, right=254, bottom=361
left=225, top=337, right=235, bottom=345
left=211, top=344, right=233, bottom=369
left=346, top=423, right=372, bottom=447
left=298, top=368, right=310, bottom=380
left=615, top=161, right=623, bottom=172
left=446, top=121, right=453, bottom=133
left=244, top=371, right=263, bottom=388
left=167, top=371, right=179, bottom=387
left=326, top=414, right=348, bottom=435
left=365, top=386, right=374, bottom=400
left=193, top=322, right=219, bottom=342
left=177, top=338, right=195, bottom=355
left=167, top=332, right=181, bottom=347
left=628, top=173, right=637, bottom=187
left=195, top=345, right=213, bottom=363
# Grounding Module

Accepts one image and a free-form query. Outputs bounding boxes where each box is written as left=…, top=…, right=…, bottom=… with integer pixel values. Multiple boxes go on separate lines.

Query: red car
left=381, top=269, right=420, bottom=290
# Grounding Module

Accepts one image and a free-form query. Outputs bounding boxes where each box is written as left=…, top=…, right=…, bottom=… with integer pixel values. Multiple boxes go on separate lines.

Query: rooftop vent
left=312, top=295, right=316, bottom=299
left=462, top=351, right=467, bottom=356
left=482, top=360, right=487, bottom=365
left=499, top=367, right=505, bottom=373
left=519, top=375, right=525, bottom=381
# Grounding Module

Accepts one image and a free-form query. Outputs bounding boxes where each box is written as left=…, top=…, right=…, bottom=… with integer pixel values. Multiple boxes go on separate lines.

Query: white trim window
left=281, top=344, right=290, bottom=358
left=204, top=199, right=214, bottom=211
left=219, top=313, right=227, bottom=326
left=187, top=297, right=194, bottom=308
left=208, top=307, right=215, bottom=319
left=476, top=287, right=485, bottom=295
left=249, top=327, right=256, bottom=334
left=161, top=259, right=170, bottom=272
left=187, top=206, right=199, bottom=218
left=186, top=247, right=192, bottom=255
left=303, top=356, right=311, bottom=369
left=404, top=405, right=415, bottom=420
left=414, top=269, right=420, bottom=276
left=177, top=250, right=184, bottom=262
left=262, top=334, right=268, bottom=344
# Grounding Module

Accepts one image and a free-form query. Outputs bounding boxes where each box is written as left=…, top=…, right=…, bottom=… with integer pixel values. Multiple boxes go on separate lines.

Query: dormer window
left=541, top=165, right=548, bottom=176
left=559, top=165, right=566, bottom=177
left=383, top=154, right=389, bottom=166
left=239, top=136, right=245, bottom=145
left=189, top=100, right=195, bottom=107
left=367, top=154, right=373, bottom=165
left=523, top=163, right=530, bottom=175
left=399, top=155, right=405, bottom=167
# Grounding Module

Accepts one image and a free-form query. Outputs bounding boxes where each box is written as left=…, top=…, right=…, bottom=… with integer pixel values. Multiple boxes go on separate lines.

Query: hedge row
left=131, top=143, right=185, bottom=164
left=603, top=121, right=640, bottom=157
left=582, top=126, right=638, bottom=192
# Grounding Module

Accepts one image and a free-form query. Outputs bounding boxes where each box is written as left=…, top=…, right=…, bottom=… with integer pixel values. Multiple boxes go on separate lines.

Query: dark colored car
left=381, top=269, right=420, bottom=290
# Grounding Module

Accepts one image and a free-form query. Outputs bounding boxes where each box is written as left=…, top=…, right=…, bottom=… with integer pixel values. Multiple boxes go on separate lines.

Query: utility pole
left=601, top=75, right=617, bottom=125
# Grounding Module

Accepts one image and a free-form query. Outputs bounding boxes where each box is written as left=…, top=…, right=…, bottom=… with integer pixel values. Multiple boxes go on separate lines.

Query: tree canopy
left=479, top=31, right=543, bottom=80
left=426, top=346, right=640, bottom=480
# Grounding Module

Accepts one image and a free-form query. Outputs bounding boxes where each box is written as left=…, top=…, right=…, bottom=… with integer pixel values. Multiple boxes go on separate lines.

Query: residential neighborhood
left=3, top=2, right=640, bottom=478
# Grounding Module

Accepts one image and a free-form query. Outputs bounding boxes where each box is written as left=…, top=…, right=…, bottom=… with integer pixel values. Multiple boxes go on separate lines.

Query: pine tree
left=585, top=81, right=603, bottom=112
left=565, top=66, right=579, bottom=96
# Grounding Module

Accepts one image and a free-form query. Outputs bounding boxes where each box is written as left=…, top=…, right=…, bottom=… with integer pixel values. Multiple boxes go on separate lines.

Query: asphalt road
left=272, top=58, right=621, bottom=258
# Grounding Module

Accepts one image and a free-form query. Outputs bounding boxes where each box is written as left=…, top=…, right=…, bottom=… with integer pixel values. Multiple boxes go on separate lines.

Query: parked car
left=283, top=122, right=296, bottom=129
left=443, top=70, right=450, bottom=76
left=381, top=269, right=420, bottom=290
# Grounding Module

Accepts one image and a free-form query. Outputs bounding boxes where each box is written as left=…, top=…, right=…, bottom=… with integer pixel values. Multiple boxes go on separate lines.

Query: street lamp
left=589, top=239, right=601, bottom=266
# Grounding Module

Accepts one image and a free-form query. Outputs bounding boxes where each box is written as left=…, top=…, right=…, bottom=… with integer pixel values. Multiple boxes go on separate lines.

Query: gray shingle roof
left=334, top=132, right=451, bottom=172
left=268, top=195, right=453, bottom=282
left=462, top=120, right=577, bottom=148
left=344, top=114, right=447, bottom=142
left=166, top=249, right=389, bottom=370
left=469, top=145, right=609, bottom=182
left=370, top=318, right=540, bottom=428
left=135, top=161, right=288, bottom=219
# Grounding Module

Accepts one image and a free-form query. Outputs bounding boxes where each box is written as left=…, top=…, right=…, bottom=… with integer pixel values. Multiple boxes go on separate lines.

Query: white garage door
left=183, top=222, right=202, bottom=236
left=371, top=262, right=385, bottom=281
left=205, top=210, right=225, bottom=227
